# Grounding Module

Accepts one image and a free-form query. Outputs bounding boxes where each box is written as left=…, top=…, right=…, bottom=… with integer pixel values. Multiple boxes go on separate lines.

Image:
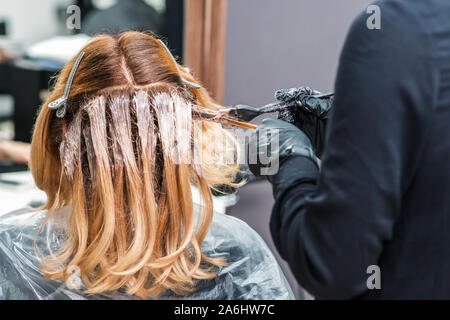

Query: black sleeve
left=270, top=2, right=437, bottom=299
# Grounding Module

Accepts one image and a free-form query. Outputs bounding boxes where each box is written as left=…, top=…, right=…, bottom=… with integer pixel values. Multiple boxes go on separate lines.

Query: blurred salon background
left=0, top=0, right=373, bottom=299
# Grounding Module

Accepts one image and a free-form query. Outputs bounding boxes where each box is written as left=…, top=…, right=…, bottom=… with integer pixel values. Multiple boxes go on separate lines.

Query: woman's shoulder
left=207, top=211, right=271, bottom=254
left=201, top=211, right=294, bottom=300
left=0, top=208, right=50, bottom=299
left=0, top=207, right=45, bottom=236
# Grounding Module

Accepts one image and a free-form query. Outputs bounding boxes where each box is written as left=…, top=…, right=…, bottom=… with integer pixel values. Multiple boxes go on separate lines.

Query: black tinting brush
left=226, top=87, right=334, bottom=158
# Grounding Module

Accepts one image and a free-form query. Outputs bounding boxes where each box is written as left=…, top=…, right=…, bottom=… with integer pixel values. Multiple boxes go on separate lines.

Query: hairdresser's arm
left=0, top=140, right=31, bottom=163
left=268, top=9, right=435, bottom=299
left=0, top=141, right=6, bottom=160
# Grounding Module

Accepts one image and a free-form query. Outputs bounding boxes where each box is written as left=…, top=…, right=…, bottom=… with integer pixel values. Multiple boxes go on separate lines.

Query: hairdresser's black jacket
left=270, top=0, right=450, bottom=299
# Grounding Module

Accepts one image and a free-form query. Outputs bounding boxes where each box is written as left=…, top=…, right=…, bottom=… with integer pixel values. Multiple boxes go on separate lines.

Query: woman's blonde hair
left=29, top=32, right=241, bottom=298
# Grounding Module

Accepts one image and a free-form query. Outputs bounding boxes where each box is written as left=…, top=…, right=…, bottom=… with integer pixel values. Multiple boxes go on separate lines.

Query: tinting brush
left=191, top=106, right=257, bottom=130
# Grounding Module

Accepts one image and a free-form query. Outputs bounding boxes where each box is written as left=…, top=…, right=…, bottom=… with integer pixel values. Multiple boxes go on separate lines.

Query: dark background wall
left=225, top=0, right=374, bottom=299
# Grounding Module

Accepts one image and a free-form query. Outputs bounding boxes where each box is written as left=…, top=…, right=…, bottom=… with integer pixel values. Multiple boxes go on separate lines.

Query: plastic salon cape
left=0, top=204, right=294, bottom=300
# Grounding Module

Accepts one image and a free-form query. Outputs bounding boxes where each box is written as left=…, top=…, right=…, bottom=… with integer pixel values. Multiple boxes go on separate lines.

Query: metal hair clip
left=48, top=51, right=85, bottom=118
left=158, top=39, right=201, bottom=90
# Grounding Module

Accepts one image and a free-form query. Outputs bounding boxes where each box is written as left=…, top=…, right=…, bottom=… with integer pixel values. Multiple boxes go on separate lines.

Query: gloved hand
left=247, top=118, right=319, bottom=179
left=275, top=87, right=333, bottom=158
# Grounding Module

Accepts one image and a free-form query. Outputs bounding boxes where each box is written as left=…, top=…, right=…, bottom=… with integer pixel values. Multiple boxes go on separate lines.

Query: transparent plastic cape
left=0, top=204, right=294, bottom=300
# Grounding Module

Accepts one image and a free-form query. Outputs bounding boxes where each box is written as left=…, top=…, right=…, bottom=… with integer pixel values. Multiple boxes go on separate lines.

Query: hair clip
left=158, top=39, right=201, bottom=90
left=48, top=51, right=85, bottom=118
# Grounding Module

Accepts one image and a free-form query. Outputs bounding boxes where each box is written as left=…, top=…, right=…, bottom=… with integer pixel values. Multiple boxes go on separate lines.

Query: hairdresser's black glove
left=275, top=87, right=333, bottom=158
left=247, top=118, right=319, bottom=182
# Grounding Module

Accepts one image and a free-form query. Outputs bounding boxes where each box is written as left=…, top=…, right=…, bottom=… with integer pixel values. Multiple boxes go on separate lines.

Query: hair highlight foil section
left=60, top=112, right=82, bottom=179
left=152, top=91, right=194, bottom=167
